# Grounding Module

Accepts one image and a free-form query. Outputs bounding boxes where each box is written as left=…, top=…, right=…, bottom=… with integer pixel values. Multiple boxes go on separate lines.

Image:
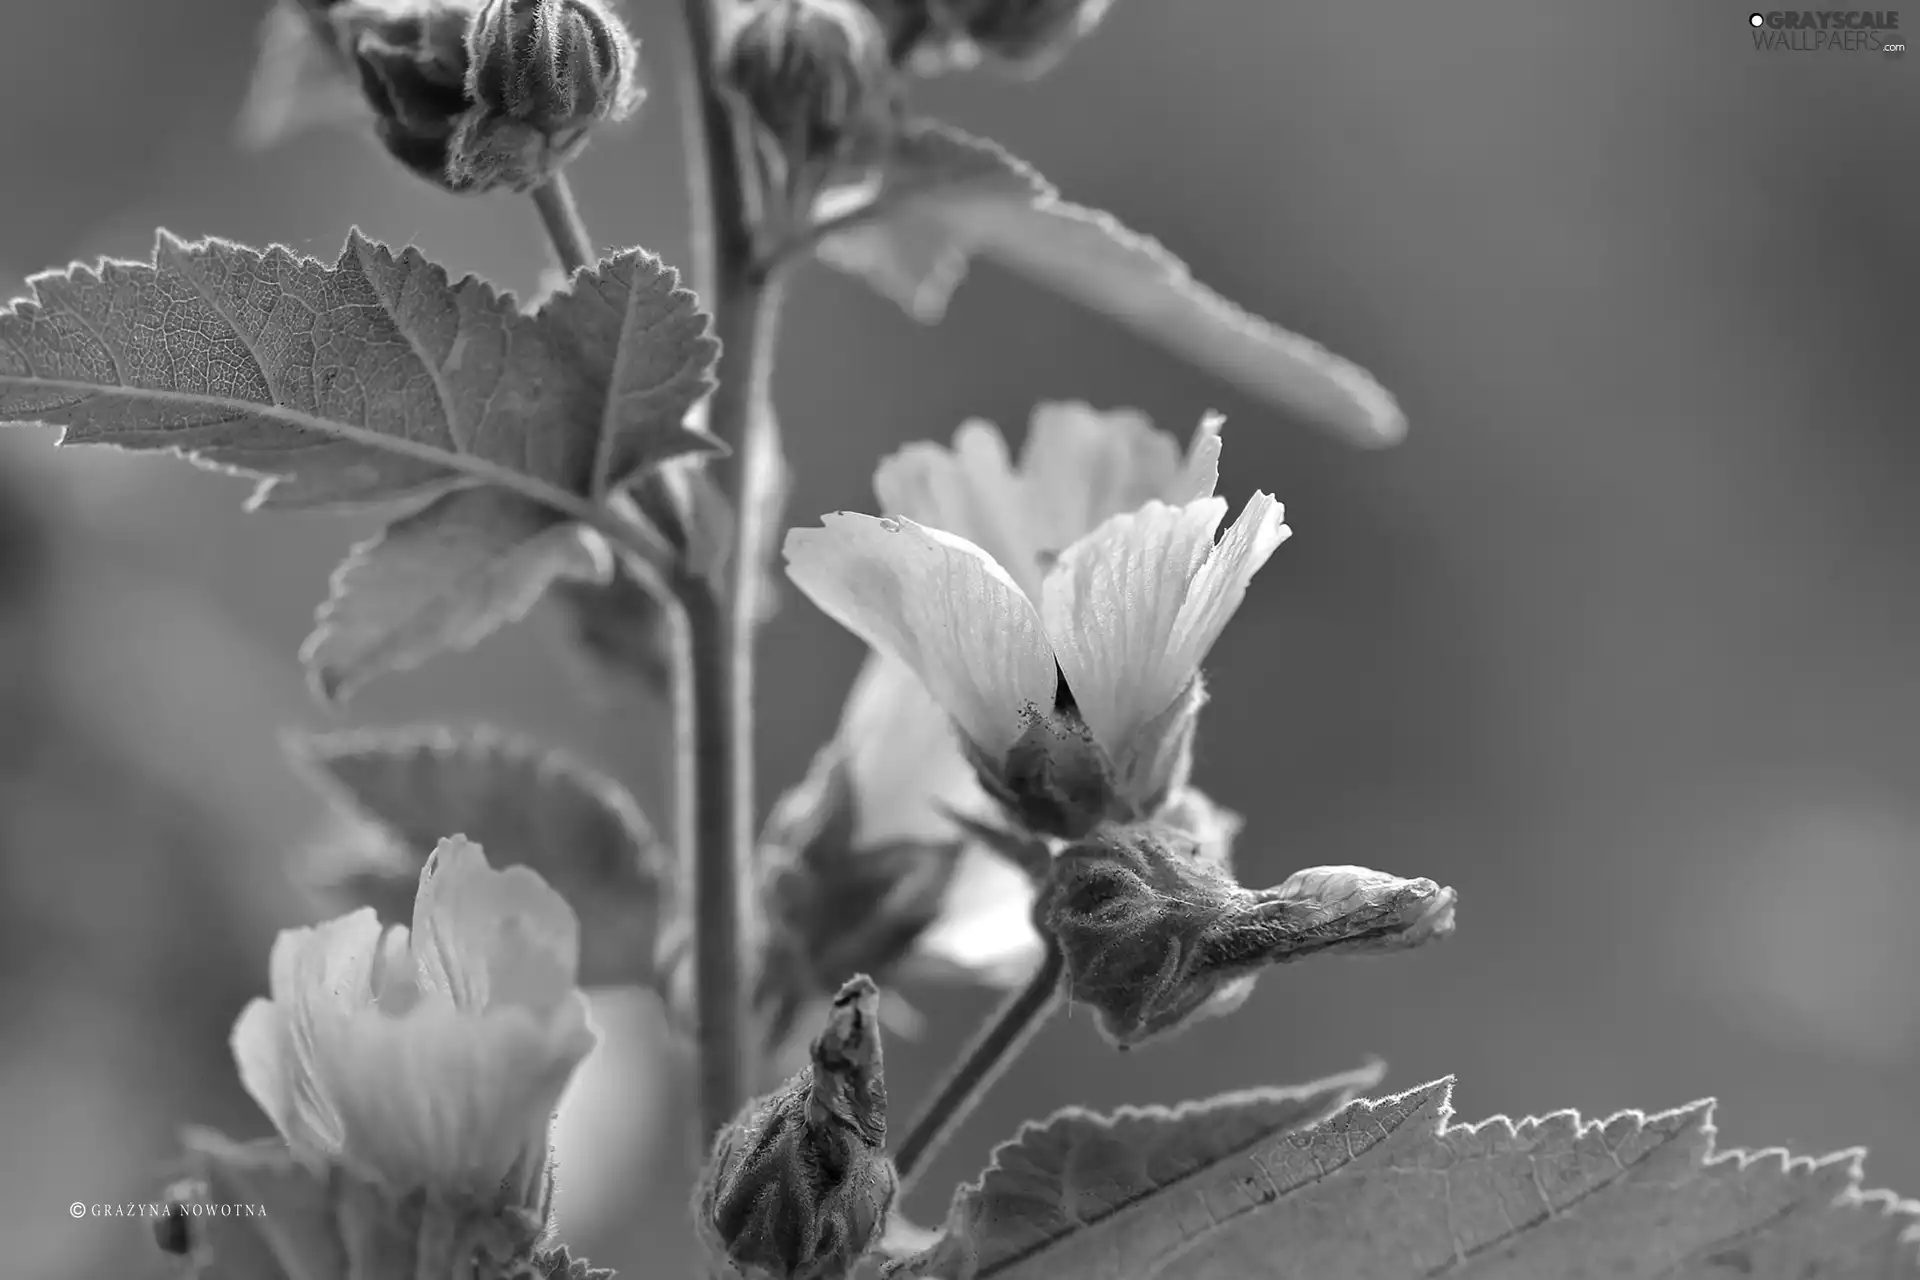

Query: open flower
left=784, top=403, right=1288, bottom=838
left=230, top=836, right=596, bottom=1205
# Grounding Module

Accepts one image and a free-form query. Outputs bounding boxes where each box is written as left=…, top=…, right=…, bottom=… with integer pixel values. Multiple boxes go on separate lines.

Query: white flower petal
left=1042, top=499, right=1227, bottom=759
left=838, top=653, right=994, bottom=847
left=785, top=514, right=1058, bottom=761
left=872, top=422, right=1036, bottom=596
left=231, top=997, right=343, bottom=1160
left=312, top=994, right=596, bottom=1196
left=1016, top=403, right=1189, bottom=568
left=234, top=912, right=382, bottom=1159
left=1163, top=491, right=1292, bottom=696
left=913, top=847, right=1044, bottom=985
left=411, top=836, right=581, bottom=1016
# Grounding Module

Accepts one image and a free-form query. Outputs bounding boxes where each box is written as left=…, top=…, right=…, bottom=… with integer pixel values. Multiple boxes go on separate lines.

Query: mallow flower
left=229, top=835, right=597, bottom=1207
left=784, top=403, right=1289, bottom=839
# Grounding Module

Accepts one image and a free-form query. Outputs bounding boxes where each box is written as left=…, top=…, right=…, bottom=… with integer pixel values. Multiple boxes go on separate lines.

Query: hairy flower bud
left=1038, top=821, right=1458, bottom=1048
left=327, top=0, right=640, bottom=194
left=451, top=0, right=642, bottom=190
left=699, top=976, right=898, bottom=1280
left=720, top=0, right=897, bottom=198
left=466, top=0, right=639, bottom=128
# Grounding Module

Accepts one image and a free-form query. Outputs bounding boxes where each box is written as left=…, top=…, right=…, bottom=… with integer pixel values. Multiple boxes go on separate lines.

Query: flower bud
left=450, top=0, right=642, bottom=190
left=720, top=0, right=898, bottom=194
left=1037, top=821, right=1457, bottom=1048
left=329, top=0, right=641, bottom=194
left=466, top=0, right=639, bottom=128
left=337, top=2, right=475, bottom=185
left=699, top=976, right=898, bottom=1280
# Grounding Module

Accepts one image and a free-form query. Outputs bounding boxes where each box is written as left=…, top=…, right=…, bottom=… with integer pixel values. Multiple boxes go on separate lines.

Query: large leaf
left=289, top=724, right=671, bottom=987
left=895, top=1075, right=1920, bottom=1280
left=304, top=486, right=612, bottom=700
left=816, top=122, right=1405, bottom=448
left=0, top=232, right=717, bottom=695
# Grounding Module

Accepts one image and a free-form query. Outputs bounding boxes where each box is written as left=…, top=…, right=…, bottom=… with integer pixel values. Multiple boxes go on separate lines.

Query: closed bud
left=1038, top=821, right=1457, bottom=1048
left=329, top=0, right=640, bottom=194
left=720, top=0, right=897, bottom=193
left=450, top=0, right=642, bottom=190
left=466, top=0, right=640, bottom=128
left=699, top=976, right=898, bottom=1280
left=337, top=2, right=475, bottom=185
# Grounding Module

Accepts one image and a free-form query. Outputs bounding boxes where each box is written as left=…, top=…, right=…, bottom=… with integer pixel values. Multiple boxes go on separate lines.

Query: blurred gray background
left=2, top=0, right=1916, bottom=1275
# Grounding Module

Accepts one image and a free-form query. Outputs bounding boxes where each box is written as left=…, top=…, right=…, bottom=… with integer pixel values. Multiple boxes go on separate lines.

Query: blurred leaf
left=893, top=1074, right=1920, bottom=1280
left=290, top=724, right=671, bottom=988
left=814, top=122, right=1405, bottom=448
left=305, top=485, right=612, bottom=700
left=0, top=232, right=717, bottom=696
left=236, top=1, right=365, bottom=149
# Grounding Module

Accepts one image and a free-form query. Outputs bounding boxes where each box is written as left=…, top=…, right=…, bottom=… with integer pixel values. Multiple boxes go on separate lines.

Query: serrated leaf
left=0, top=231, right=716, bottom=506
left=290, top=724, right=671, bottom=988
left=896, top=1075, right=1920, bottom=1280
left=0, top=232, right=716, bottom=695
left=817, top=122, right=1405, bottom=448
left=535, top=251, right=725, bottom=492
left=304, top=485, right=613, bottom=700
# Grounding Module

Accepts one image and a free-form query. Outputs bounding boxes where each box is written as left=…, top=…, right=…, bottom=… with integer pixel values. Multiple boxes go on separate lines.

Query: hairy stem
left=529, top=175, right=595, bottom=274
left=892, top=943, right=1067, bottom=1193
left=678, top=0, right=780, bottom=1144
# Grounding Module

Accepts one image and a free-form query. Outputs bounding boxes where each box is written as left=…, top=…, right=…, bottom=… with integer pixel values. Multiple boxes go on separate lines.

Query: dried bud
left=720, top=0, right=897, bottom=195
left=1038, top=821, right=1457, bottom=1048
left=699, top=977, right=899, bottom=1280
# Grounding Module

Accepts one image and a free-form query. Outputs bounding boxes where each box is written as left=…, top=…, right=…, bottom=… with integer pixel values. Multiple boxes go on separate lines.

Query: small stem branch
left=892, top=943, right=1066, bottom=1193
left=529, top=175, right=596, bottom=274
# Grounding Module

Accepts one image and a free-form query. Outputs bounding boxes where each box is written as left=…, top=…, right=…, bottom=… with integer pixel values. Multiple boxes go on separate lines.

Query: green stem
left=677, top=0, right=780, bottom=1145
left=892, top=943, right=1066, bottom=1194
left=529, top=175, right=595, bottom=274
